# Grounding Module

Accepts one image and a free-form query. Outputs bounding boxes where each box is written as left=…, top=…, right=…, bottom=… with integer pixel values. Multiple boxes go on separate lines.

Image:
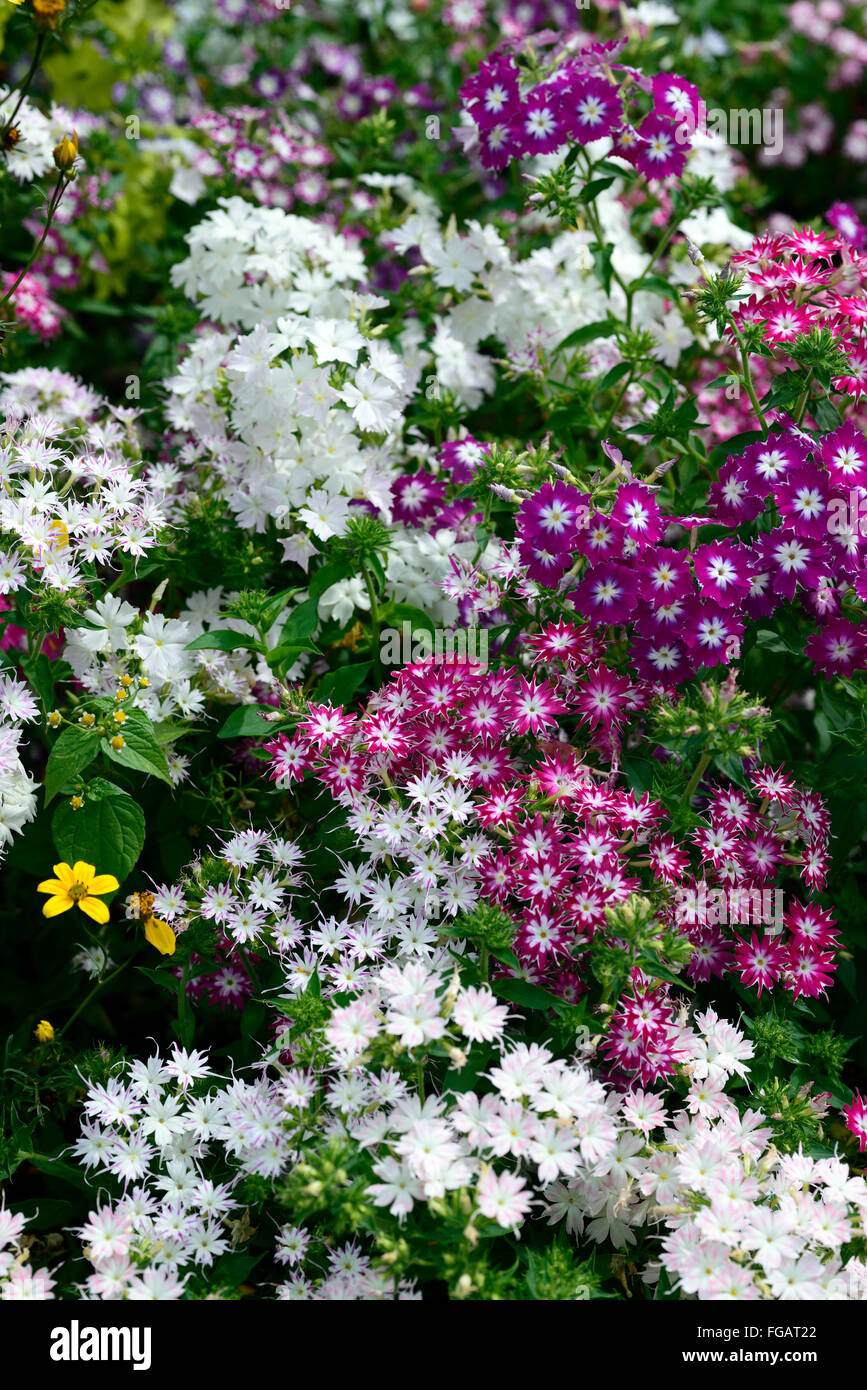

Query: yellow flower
left=32, top=0, right=66, bottom=24
left=53, top=129, right=78, bottom=173
left=34, top=1020, right=55, bottom=1042
left=143, top=914, right=176, bottom=956
left=49, top=518, right=69, bottom=549
left=37, top=861, right=119, bottom=925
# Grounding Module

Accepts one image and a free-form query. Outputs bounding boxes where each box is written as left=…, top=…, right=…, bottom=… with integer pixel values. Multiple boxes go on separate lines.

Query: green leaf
left=636, top=948, right=693, bottom=990
left=76, top=298, right=125, bottom=316
left=315, top=662, right=372, bottom=706
left=136, top=966, right=178, bottom=994
left=218, top=705, right=277, bottom=739
left=153, top=720, right=192, bottom=746
left=310, top=558, right=354, bottom=602
left=212, top=1252, right=263, bottom=1289
left=280, top=597, right=320, bottom=644
left=52, top=780, right=145, bottom=885
left=21, top=1153, right=92, bottom=1191
left=260, top=585, right=301, bottom=632
left=591, top=240, right=616, bottom=297
left=101, top=710, right=172, bottom=785
left=634, top=273, right=680, bottom=300
left=577, top=175, right=616, bottom=202
left=708, top=430, right=764, bottom=472
left=556, top=319, right=618, bottom=352
left=380, top=602, right=437, bottom=637
left=18, top=653, right=56, bottom=715
left=185, top=629, right=261, bottom=652
left=491, top=976, right=565, bottom=1012
left=266, top=642, right=320, bottom=672
left=594, top=361, right=631, bottom=394
left=43, top=728, right=100, bottom=805
left=813, top=396, right=842, bottom=433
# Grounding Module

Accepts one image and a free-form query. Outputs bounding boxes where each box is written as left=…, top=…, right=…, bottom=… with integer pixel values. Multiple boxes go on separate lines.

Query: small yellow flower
left=113, top=710, right=127, bottom=724
left=37, top=861, right=119, bottom=926
left=138, top=677, right=150, bottom=688
left=110, top=734, right=125, bottom=750
left=48, top=710, right=61, bottom=727
left=115, top=688, right=128, bottom=701
left=34, top=1020, right=55, bottom=1042
left=53, top=129, right=78, bottom=173
left=33, top=0, right=66, bottom=26
left=69, top=795, right=84, bottom=810
left=49, top=518, right=69, bottom=549
left=120, top=674, right=132, bottom=687
left=143, top=914, right=176, bottom=956
left=79, top=711, right=95, bottom=727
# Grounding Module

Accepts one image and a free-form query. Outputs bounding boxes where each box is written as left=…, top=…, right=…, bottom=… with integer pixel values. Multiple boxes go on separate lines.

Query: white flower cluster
left=0, top=371, right=165, bottom=595
left=0, top=89, right=80, bottom=183
left=92, top=832, right=864, bottom=1300
left=163, top=196, right=506, bottom=625
left=68, top=1042, right=418, bottom=1300
left=169, top=195, right=367, bottom=329
left=59, top=969, right=867, bottom=1300
left=64, top=584, right=292, bottom=729
left=0, top=677, right=38, bottom=858
left=0, top=1206, right=55, bottom=1300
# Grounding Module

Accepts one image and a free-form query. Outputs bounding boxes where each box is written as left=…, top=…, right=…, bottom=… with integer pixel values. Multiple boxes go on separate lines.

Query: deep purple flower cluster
left=515, top=420, right=867, bottom=682
left=460, top=45, right=698, bottom=176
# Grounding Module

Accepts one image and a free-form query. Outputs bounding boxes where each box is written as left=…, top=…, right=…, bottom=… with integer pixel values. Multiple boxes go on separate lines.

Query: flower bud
left=53, top=130, right=78, bottom=174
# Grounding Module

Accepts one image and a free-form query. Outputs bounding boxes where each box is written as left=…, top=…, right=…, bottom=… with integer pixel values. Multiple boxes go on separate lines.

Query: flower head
left=37, top=861, right=119, bottom=925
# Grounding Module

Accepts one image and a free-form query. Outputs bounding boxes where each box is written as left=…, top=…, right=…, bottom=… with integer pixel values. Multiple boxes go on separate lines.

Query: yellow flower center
left=68, top=882, right=90, bottom=901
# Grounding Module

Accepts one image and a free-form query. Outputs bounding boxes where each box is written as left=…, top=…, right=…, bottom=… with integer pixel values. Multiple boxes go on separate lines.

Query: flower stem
left=58, top=957, right=132, bottom=1038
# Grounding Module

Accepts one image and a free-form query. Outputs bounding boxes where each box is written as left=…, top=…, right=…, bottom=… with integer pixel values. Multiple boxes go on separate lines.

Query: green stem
left=58, top=957, right=131, bottom=1038
left=1, top=32, right=46, bottom=140
left=601, top=370, right=633, bottom=437
left=726, top=323, right=769, bottom=437
left=630, top=221, right=679, bottom=305
left=177, top=957, right=191, bottom=1037
left=793, top=370, right=814, bottom=427
left=0, top=174, right=67, bottom=312
left=361, top=564, right=381, bottom=678
left=681, top=752, right=712, bottom=807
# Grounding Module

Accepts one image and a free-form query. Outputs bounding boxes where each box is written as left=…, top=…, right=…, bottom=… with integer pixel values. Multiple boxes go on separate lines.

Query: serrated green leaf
left=43, top=728, right=100, bottom=805
left=101, top=711, right=172, bottom=785
left=52, top=783, right=145, bottom=885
